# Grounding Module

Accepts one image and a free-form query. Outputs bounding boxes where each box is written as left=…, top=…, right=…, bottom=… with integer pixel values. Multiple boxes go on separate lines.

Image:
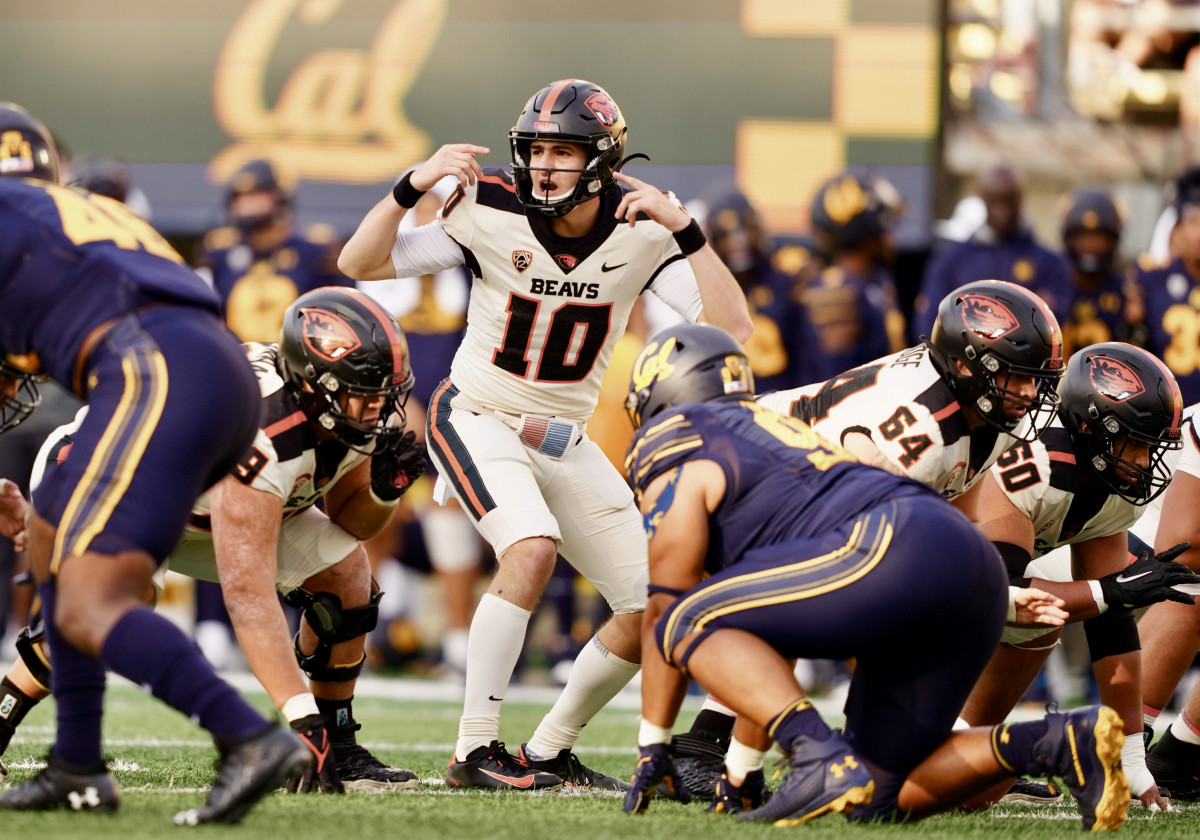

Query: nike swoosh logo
left=601, top=262, right=627, bottom=272
left=488, top=695, right=504, bottom=702
left=1115, top=571, right=1153, bottom=583
left=481, top=768, right=535, bottom=788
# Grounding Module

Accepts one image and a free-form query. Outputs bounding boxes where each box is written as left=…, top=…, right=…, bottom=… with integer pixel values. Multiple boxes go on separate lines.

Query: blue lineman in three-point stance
left=0, top=102, right=309, bottom=823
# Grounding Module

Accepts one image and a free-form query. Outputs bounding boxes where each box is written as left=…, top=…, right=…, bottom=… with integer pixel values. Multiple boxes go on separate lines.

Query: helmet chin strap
left=614, top=153, right=651, bottom=172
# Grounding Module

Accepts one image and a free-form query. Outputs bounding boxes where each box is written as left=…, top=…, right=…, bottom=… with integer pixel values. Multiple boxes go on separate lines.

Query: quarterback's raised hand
left=287, top=714, right=345, bottom=794
left=370, top=429, right=426, bottom=502
left=410, top=144, right=490, bottom=192
left=613, top=172, right=691, bottom=232
left=624, top=743, right=692, bottom=814
left=1098, top=542, right=1199, bottom=609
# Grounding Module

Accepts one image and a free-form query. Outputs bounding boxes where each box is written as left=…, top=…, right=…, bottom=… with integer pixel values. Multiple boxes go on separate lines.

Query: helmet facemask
left=0, top=359, right=41, bottom=435
left=1079, top=401, right=1180, bottom=504
left=300, top=367, right=412, bottom=454
left=509, top=134, right=618, bottom=217
left=965, top=351, right=1063, bottom=441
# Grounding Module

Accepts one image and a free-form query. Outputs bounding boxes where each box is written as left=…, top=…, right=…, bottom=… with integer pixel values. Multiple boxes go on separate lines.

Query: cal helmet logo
left=960, top=294, right=1019, bottom=341
left=585, top=93, right=619, bottom=127
left=1087, top=355, right=1145, bottom=402
left=0, top=130, right=34, bottom=175
left=299, top=307, right=361, bottom=361
left=631, top=338, right=677, bottom=395
left=512, top=250, right=533, bottom=273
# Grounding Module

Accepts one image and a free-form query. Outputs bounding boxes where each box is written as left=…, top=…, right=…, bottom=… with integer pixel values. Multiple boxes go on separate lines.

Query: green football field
left=2, top=673, right=1198, bottom=840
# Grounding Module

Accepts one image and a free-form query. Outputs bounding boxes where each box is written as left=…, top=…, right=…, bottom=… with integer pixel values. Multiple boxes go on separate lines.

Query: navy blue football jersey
left=0, top=178, right=218, bottom=385
left=626, top=400, right=934, bottom=573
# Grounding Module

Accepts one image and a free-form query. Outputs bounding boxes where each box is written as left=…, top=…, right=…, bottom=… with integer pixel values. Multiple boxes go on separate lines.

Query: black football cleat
left=445, top=741, right=561, bottom=790
left=1146, top=729, right=1200, bottom=802
left=0, top=753, right=119, bottom=812
left=516, top=744, right=628, bottom=792
left=998, top=778, right=1064, bottom=805
left=739, top=732, right=873, bottom=826
left=173, top=726, right=309, bottom=825
left=334, top=743, right=419, bottom=791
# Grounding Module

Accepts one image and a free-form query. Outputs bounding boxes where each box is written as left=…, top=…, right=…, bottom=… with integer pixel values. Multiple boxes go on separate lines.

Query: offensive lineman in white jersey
left=959, top=343, right=1200, bottom=810
left=671, top=280, right=1066, bottom=801
left=0, top=288, right=427, bottom=795
left=338, top=79, right=751, bottom=790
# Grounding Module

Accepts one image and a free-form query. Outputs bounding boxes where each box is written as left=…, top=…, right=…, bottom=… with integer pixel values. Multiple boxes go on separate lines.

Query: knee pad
left=1084, top=607, right=1140, bottom=661
left=16, top=619, right=50, bottom=692
left=284, top=581, right=382, bottom=682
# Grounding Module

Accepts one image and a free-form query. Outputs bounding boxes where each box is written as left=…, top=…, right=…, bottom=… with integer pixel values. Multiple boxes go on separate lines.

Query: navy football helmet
left=509, top=80, right=629, bottom=217
left=226, top=159, right=293, bottom=232
left=625, top=324, right=754, bottom=429
left=928, top=280, right=1064, bottom=440
left=278, top=287, right=414, bottom=452
left=0, top=102, right=60, bottom=183
left=68, top=154, right=130, bottom=202
left=698, top=181, right=772, bottom=278
left=808, top=172, right=904, bottom=255
left=1058, top=342, right=1183, bottom=504
left=1060, top=187, right=1124, bottom=276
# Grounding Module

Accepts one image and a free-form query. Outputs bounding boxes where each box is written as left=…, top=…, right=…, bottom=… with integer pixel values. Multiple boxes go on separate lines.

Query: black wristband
left=672, top=219, right=707, bottom=256
left=391, top=172, right=425, bottom=209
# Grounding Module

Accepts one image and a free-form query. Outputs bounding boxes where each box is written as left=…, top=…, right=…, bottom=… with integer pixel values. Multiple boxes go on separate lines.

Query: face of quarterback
left=528, top=140, right=586, bottom=202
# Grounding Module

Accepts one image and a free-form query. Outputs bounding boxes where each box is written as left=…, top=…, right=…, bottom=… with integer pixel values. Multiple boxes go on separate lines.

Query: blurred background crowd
left=6, top=0, right=1200, bottom=709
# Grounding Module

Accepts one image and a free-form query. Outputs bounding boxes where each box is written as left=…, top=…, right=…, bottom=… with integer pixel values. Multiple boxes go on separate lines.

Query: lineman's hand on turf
left=1007, top=587, right=1068, bottom=626
left=624, top=743, right=692, bottom=814
left=1098, top=542, right=1199, bottom=609
left=370, top=430, right=426, bottom=502
left=287, top=714, right=345, bottom=794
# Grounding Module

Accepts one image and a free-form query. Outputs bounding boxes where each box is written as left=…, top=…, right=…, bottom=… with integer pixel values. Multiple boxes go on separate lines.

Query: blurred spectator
left=192, top=158, right=355, bottom=667
left=802, top=171, right=907, bottom=380
left=66, top=153, right=153, bottom=221
left=1057, top=186, right=1141, bottom=357
left=1131, top=164, right=1200, bottom=404
left=913, top=166, right=1072, bottom=338
left=355, top=176, right=484, bottom=680
left=695, top=180, right=816, bottom=391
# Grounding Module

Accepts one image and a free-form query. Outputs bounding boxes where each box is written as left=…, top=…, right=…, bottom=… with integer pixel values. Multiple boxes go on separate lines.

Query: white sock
left=455, top=593, right=531, bottom=758
left=700, top=695, right=736, bottom=716
left=525, top=635, right=640, bottom=759
left=1170, top=712, right=1200, bottom=746
left=952, top=716, right=971, bottom=731
left=723, top=737, right=766, bottom=787
left=1144, top=707, right=1161, bottom=729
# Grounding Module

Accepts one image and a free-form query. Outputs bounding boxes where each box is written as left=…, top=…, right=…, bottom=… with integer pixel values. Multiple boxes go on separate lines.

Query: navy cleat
left=445, top=741, right=561, bottom=790
left=1032, top=705, right=1128, bottom=831
left=738, top=732, right=873, bottom=826
left=1146, top=729, right=1200, bottom=802
left=707, top=767, right=772, bottom=815
left=174, top=726, right=310, bottom=825
left=516, top=744, right=628, bottom=792
left=0, top=753, right=119, bottom=812
left=998, top=778, right=1064, bottom=805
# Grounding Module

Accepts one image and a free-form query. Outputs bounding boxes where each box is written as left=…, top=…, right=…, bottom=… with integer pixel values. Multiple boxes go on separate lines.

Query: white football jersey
left=393, top=168, right=703, bottom=424
left=756, top=344, right=1023, bottom=498
left=1128, top=403, right=1200, bottom=547
left=189, top=343, right=369, bottom=525
left=990, top=418, right=1144, bottom=558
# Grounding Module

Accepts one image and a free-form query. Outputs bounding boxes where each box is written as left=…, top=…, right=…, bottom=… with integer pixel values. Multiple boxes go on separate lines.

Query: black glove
left=624, top=743, right=692, bottom=814
left=1098, top=542, right=1199, bottom=609
left=370, top=430, right=426, bottom=502
left=286, top=714, right=345, bottom=794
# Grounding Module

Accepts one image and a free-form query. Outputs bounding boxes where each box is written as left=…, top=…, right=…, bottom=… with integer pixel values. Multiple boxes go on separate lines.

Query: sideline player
left=672, top=280, right=1065, bottom=797
left=959, top=342, right=1198, bottom=809
left=0, top=101, right=308, bottom=822
left=620, top=323, right=1126, bottom=831
left=0, top=287, right=424, bottom=792
left=338, top=79, right=751, bottom=789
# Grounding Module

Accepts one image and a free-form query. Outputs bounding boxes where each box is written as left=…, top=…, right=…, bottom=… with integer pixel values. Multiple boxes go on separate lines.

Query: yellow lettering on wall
left=210, top=0, right=447, bottom=184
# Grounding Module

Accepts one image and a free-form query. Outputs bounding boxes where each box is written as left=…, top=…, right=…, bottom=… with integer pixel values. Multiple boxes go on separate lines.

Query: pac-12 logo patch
left=1087, top=355, right=1144, bottom=402
left=299, top=308, right=361, bottom=361
left=512, top=250, right=533, bottom=273
left=959, top=294, right=1019, bottom=341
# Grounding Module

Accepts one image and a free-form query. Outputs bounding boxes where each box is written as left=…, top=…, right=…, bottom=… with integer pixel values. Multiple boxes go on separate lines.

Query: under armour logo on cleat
left=829, top=756, right=860, bottom=779
left=67, top=787, right=102, bottom=810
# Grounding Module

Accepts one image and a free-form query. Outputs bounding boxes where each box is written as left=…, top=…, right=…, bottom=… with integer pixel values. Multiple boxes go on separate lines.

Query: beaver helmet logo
left=1088, top=356, right=1145, bottom=402
left=584, top=93, right=618, bottom=127
left=299, top=308, right=362, bottom=362
left=512, top=250, right=532, bottom=273
left=960, top=294, right=1019, bottom=341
